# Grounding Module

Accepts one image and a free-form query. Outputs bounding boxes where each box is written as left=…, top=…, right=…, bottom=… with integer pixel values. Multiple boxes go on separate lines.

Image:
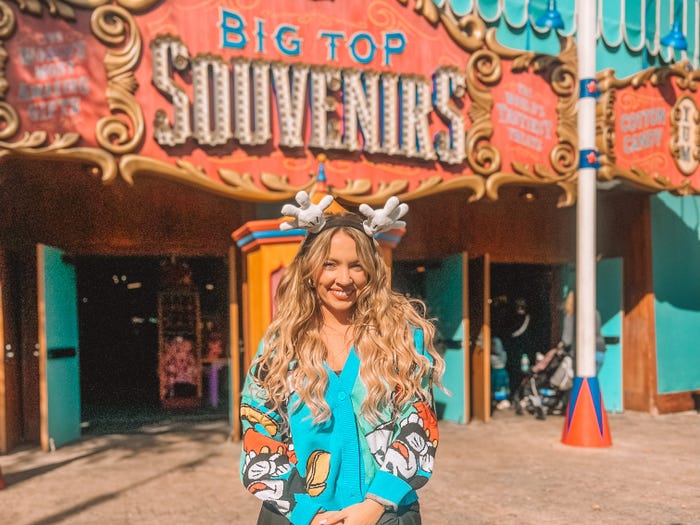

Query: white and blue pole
left=561, top=0, right=612, bottom=447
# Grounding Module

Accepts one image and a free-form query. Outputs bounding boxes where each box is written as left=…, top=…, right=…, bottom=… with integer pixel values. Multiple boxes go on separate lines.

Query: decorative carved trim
left=0, top=2, right=17, bottom=130
left=401, top=174, right=485, bottom=203
left=486, top=164, right=577, bottom=208
left=119, top=153, right=487, bottom=206
left=465, top=46, right=500, bottom=177
left=332, top=174, right=486, bottom=206
left=399, top=0, right=487, bottom=53
left=9, top=0, right=160, bottom=20
left=597, top=62, right=700, bottom=196
left=467, top=30, right=578, bottom=205
left=0, top=101, right=18, bottom=139
left=91, top=4, right=144, bottom=154
left=0, top=1, right=118, bottom=180
left=119, top=154, right=316, bottom=202
left=0, top=131, right=117, bottom=181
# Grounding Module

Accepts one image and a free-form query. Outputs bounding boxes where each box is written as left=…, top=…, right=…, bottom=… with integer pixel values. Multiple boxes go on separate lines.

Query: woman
left=240, top=202, right=444, bottom=525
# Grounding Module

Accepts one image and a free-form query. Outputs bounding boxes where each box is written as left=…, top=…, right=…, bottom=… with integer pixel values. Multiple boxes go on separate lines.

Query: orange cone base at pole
left=562, top=376, right=612, bottom=447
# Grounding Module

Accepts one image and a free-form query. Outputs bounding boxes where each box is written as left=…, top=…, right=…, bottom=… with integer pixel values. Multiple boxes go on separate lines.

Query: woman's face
left=314, top=230, right=369, bottom=322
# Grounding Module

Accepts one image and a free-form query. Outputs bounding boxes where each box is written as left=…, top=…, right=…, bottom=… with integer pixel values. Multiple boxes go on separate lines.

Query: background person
left=490, top=334, right=510, bottom=410
left=506, top=297, right=535, bottom=396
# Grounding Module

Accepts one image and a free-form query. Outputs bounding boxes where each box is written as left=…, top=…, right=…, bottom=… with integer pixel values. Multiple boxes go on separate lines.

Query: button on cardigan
left=240, top=328, right=439, bottom=525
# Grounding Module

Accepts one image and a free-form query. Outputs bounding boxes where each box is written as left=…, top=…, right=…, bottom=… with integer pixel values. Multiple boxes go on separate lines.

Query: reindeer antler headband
left=280, top=191, right=408, bottom=236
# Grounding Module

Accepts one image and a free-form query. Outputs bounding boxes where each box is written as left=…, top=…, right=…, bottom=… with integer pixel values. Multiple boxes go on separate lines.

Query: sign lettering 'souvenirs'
left=598, top=65, right=700, bottom=195
left=0, top=0, right=584, bottom=203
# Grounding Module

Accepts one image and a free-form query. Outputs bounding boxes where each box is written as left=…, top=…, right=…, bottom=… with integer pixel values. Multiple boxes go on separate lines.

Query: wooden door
left=0, top=248, right=22, bottom=453
left=19, top=248, right=40, bottom=445
left=469, top=254, right=491, bottom=422
left=228, top=245, right=241, bottom=439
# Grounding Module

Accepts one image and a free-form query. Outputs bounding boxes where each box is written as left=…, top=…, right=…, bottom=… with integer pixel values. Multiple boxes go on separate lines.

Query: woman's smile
left=329, top=288, right=351, bottom=300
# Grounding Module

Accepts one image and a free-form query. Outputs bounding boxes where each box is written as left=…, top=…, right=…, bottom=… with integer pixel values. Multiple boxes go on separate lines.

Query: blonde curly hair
left=250, top=214, right=445, bottom=424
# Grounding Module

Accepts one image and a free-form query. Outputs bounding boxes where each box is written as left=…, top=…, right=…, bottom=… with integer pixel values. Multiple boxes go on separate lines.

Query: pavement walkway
left=1, top=409, right=698, bottom=524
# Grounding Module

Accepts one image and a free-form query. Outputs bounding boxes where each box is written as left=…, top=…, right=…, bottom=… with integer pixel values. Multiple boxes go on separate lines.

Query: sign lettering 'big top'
left=1, top=0, right=698, bottom=201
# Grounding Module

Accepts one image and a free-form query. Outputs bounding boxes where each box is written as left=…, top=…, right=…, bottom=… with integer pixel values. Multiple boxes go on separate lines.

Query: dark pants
left=257, top=501, right=421, bottom=525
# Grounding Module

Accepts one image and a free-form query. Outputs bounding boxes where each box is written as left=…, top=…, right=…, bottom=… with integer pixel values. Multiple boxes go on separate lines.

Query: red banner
left=2, top=0, right=575, bottom=200
left=133, top=0, right=474, bottom=193
left=607, top=74, right=700, bottom=191
left=5, top=10, right=107, bottom=140
left=491, top=72, right=559, bottom=171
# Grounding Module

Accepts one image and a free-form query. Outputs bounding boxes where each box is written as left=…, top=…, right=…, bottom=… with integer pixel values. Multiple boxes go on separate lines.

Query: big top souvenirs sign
left=0, top=0, right=579, bottom=204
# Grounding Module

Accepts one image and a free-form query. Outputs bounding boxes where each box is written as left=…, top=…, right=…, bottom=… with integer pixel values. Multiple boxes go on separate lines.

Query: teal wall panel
left=433, top=346, right=466, bottom=423
left=597, top=258, right=623, bottom=412
left=425, top=255, right=466, bottom=423
left=651, top=193, right=700, bottom=393
left=425, top=255, right=464, bottom=342
left=43, top=245, right=82, bottom=448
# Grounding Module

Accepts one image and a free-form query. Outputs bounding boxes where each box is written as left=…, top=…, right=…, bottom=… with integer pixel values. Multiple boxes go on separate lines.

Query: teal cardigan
left=240, top=328, right=439, bottom=525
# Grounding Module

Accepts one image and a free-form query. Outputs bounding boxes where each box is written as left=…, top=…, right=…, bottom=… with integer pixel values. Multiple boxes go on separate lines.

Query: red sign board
left=1, top=0, right=576, bottom=201
left=604, top=72, right=700, bottom=192
left=491, top=72, right=560, bottom=172
left=5, top=11, right=107, bottom=140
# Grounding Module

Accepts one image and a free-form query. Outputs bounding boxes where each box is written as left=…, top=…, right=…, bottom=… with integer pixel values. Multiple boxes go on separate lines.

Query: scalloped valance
left=442, top=0, right=699, bottom=73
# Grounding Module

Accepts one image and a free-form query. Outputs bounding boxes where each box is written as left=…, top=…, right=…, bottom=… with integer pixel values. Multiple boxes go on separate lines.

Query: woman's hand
left=311, top=510, right=344, bottom=525
left=335, top=499, right=385, bottom=525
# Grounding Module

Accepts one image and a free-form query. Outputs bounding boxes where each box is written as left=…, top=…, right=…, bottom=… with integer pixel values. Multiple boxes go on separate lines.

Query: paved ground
left=1, top=408, right=699, bottom=525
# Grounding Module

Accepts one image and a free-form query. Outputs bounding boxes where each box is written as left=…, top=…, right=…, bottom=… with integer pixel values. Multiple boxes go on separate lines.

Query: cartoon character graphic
left=368, top=402, right=438, bottom=488
left=305, top=450, right=331, bottom=496
left=241, top=403, right=280, bottom=437
left=365, top=422, right=393, bottom=464
left=242, top=431, right=294, bottom=512
left=242, top=416, right=301, bottom=514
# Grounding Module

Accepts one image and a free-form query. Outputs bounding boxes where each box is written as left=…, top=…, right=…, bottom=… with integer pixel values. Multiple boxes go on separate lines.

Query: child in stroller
left=513, top=343, right=573, bottom=420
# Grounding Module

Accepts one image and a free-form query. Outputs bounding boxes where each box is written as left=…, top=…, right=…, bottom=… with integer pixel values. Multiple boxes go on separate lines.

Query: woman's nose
left=336, top=266, right=352, bottom=284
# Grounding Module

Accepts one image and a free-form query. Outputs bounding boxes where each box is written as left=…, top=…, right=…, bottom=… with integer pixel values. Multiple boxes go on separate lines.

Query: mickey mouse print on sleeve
left=364, top=328, right=441, bottom=508
left=240, top=402, right=306, bottom=516
left=366, top=400, right=439, bottom=490
left=239, top=353, right=331, bottom=525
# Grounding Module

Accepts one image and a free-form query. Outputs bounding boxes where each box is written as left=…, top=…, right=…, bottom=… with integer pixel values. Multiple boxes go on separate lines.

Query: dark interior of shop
left=392, top=259, right=558, bottom=384
left=76, top=256, right=229, bottom=433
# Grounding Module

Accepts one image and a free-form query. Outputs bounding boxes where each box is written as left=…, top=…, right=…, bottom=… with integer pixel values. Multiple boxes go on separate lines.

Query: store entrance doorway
left=76, top=256, right=230, bottom=434
left=384, top=259, right=561, bottom=423
left=490, top=263, right=559, bottom=409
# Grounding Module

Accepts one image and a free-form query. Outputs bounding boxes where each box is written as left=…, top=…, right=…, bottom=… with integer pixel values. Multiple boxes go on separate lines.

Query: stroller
left=513, top=344, right=574, bottom=420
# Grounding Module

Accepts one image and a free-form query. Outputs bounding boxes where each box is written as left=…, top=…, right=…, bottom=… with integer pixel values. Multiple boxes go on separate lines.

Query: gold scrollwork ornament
left=91, top=4, right=145, bottom=154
